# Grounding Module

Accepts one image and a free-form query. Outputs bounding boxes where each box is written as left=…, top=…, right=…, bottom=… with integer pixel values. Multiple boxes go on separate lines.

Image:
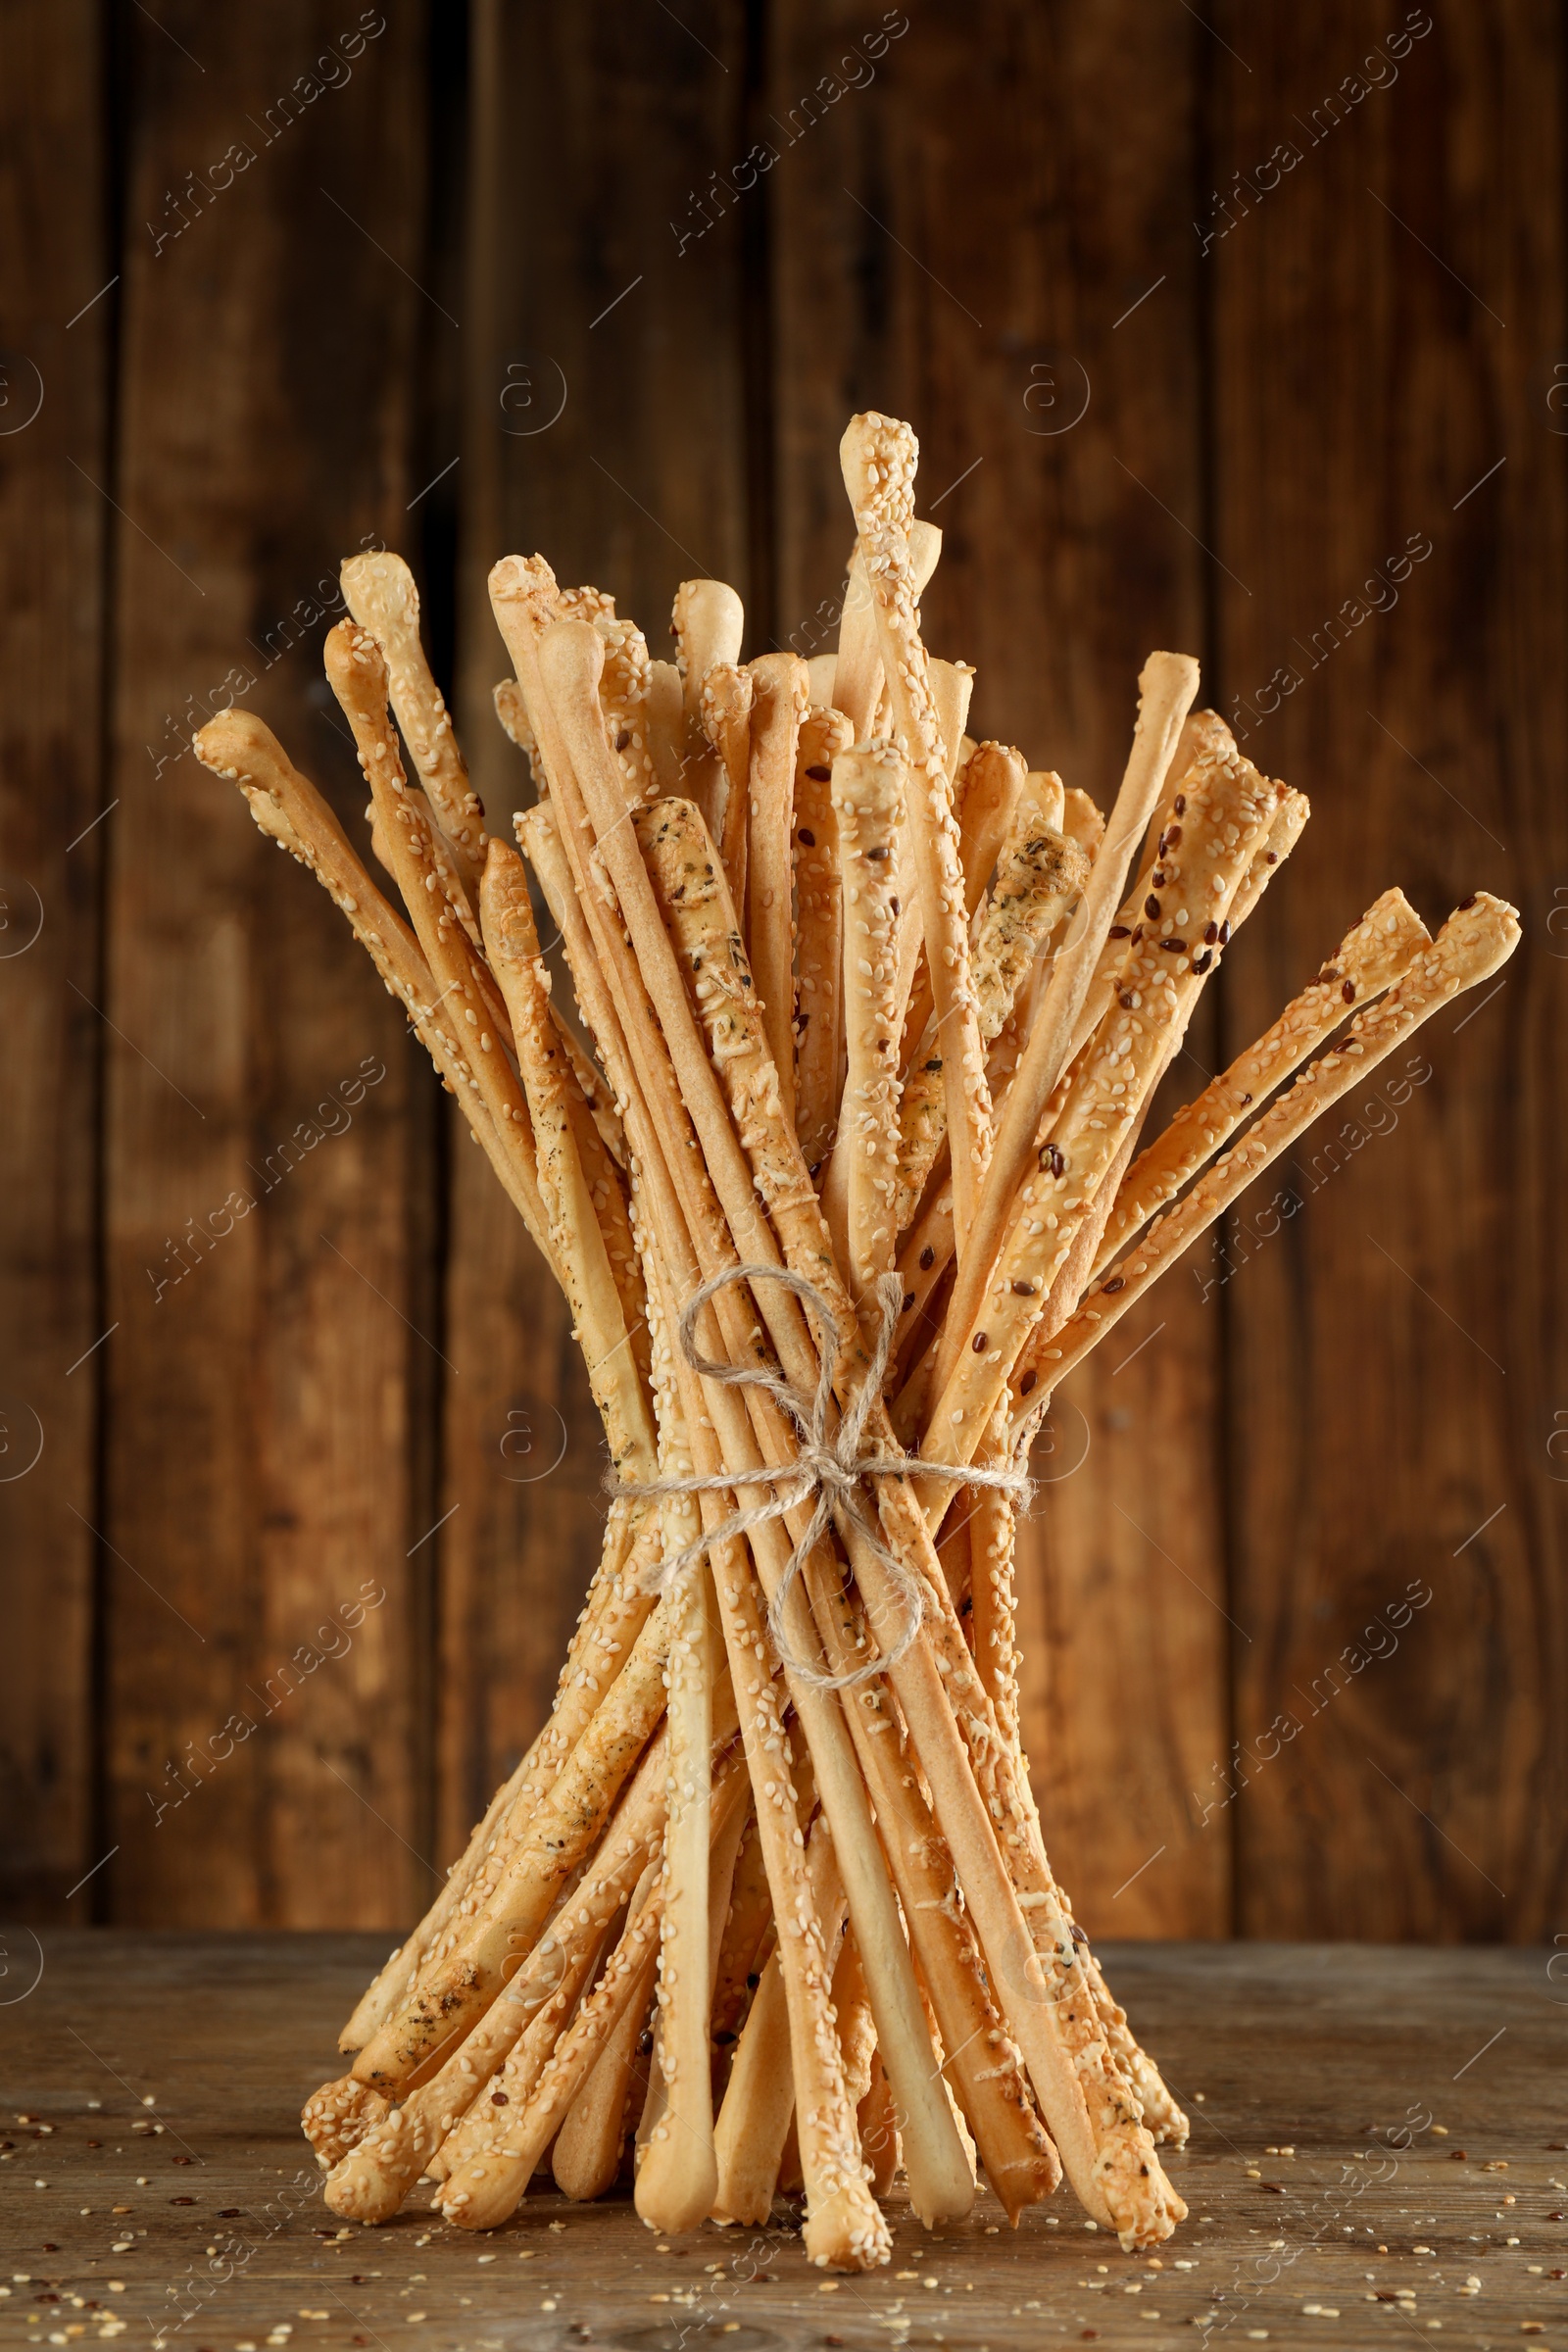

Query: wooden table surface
left=1, top=1937, right=1563, bottom=2352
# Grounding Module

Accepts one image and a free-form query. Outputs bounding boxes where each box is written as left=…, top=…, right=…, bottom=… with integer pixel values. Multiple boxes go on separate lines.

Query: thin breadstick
left=840, top=418, right=992, bottom=1246
left=792, top=707, right=855, bottom=1170
left=1013, top=892, right=1521, bottom=1429
left=301, top=2077, right=390, bottom=2169
left=900, top=739, right=1025, bottom=1069
left=192, top=711, right=555, bottom=1268
left=806, top=651, right=837, bottom=704
left=893, top=815, right=1088, bottom=1237
left=832, top=521, right=943, bottom=737
left=323, top=1739, right=675, bottom=2220
left=913, top=747, right=1280, bottom=1489
left=634, top=1551, right=718, bottom=2232
left=822, top=746, right=906, bottom=1305
left=712, top=1808, right=849, bottom=2225
left=595, top=615, right=658, bottom=805
left=341, top=552, right=486, bottom=892
left=1094, top=886, right=1430, bottom=1275
left=858, top=2049, right=898, bottom=2197
left=701, top=662, right=754, bottom=904
left=671, top=579, right=745, bottom=833
left=746, top=653, right=809, bottom=1128
left=929, top=645, right=1198, bottom=1402
left=480, top=836, right=658, bottom=1482
left=552, top=1934, right=652, bottom=2199
left=645, top=659, right=686, bottom=794
left=708, top=1800, right=770, bottom=2093
left=350, top=1592, right=675, bottom=2091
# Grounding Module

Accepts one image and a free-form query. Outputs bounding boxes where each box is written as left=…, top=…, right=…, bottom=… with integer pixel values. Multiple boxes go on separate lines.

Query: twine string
left=616, top=1262, right=1030, bottom=1691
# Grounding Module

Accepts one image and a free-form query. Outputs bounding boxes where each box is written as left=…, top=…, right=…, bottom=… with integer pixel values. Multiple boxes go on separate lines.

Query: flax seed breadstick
left=840, top=418, right=992, bottom=1245
left=746, top=653, right=809, bottom=1129
left=930, top=646, right=1199, bottom=1402
left=1095, top=886, right=1430, bottom=1274
left=341, top=552, right=486, bottom=893
left=793, top=707, right=855, bottom=1171
left=914, top=747, right=1279, bottom=1489
left=1015, top=893, right=1520, bottom=1431
left=821, top=745, right=906, bottom=1304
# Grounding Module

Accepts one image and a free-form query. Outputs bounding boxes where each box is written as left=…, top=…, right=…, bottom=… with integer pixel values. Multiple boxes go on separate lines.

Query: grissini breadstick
left=707, top=1800, right=770, bottom=2093
left=928, top=645, right=1199, bottom=1400
left=1013, top=893, right=1521, bottom=1430
left=823, top=745, right=906, bottom=1306
left=595, top=615, right=658, bottom=805
left=350, top=1592, right=675, bottom=2090
left=745, top=653, right=809, bottom=1129
left=323, top=1738, right=673, bottom=2220
left=479, top=837, right=658, bottom=1482
left=899, top=739, right=1025, bottom=1071
left=807, top=651, right=837, bottom=704
left=832, top=522, right=943, bottom=739
left=341, top=551, right=486, bottom=893
left=671, top=579, right=745, bottom=833
left=793, top=707, right=855, bottom=1171
left=893, top=814, right=1088, bottom=1237
left=858, top=2050, right=898, bottom=2197
left=633, top=1547, right=717, bottom=2232
left=839, top=417, right=992, bottom=1246
left=1094, top=886, right=1430, bottom=1275
left=701, top=662, right=754, bottom=905
left=912, top=747, right=1280, bottom=1490
left=192, top=710, right=555, bottom=1269
left=646, top=659, right=686, bottom=794
left=711, top=1808, right=849, bottom=2226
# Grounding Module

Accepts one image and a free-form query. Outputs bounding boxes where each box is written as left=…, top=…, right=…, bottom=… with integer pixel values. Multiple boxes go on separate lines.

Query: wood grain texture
left=434, top=0, right=756, bottom=1860
left=0, top=0, right=110, bottom=1919
left=7, top=1934, right=1565, bottom=2345
left=100, top=0, right=436, bottom=1928
left=1210, top=0, right=1568, bottom=1937
left=766, top=0, right=1229, bottom=1935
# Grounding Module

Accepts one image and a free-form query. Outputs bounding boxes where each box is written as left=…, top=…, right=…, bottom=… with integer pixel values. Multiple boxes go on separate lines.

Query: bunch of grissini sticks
left=195, top=413, right=1517, bottom=2270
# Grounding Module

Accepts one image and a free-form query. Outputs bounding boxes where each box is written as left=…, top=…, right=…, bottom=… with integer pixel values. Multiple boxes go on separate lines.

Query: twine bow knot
left=618, top=1262, right=1031, bottom=1690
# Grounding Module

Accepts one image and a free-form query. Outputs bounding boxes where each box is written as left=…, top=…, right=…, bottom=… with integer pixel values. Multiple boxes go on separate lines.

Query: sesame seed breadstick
left=1094, top=886, right=1430, bottom=1277
left=793, top=707, right=855, bottom=1171
left=893, top=812, right=1089, bottom=1237
left=480, top=836, right=659, bottom=1484
left=551, top=1935, right=655, bottom=2200
left=899, top=739, right=1026, bottom=1071
left=440, top=1864, right=669, bottom=2229
left=671, top=579, right=745, bottom=835
left=341, top=552, right=486, bottom=894
left=913, top=746, right=1279, bottom=1490
left=1013, top=892, right=1521, bottom=1432
left=708, top=1800, right=771, bottom=2094
left=323, top=1736, right=676, bottom=2220
left=595, top=615, right=658, bottom=805
left=929, top=647, right=1199, bottom=1404
left=832, top=523, right=943, bottom=739
left=701, top=662, right=755, bottom=904
left=746, top=654, right=810, bottom=1130
left=646, top=660, right=687, bottom=794
left=840, top=417, right=992, bottom=1247
left=350, top=1592, right=675, bottom=2091
left=711, top=1807, right=850, bottom=2227
left=192, top=711, right=553, bottom=1270
left=634, top=1547, right=719, bottom=2232
left=823, top=744, right=906, bottom=1306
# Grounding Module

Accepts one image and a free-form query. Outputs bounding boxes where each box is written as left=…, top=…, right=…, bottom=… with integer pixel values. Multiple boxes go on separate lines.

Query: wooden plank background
left=0, top=0, right=1561, bottom=1941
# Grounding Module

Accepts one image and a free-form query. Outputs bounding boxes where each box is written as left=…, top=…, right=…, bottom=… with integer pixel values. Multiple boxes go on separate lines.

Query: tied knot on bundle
left=616, top=1261, right=1032, bottom=1691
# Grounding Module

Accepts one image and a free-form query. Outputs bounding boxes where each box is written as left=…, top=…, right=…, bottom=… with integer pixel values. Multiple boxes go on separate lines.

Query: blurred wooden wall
left=2, top=0, right=1563, bottom=1939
